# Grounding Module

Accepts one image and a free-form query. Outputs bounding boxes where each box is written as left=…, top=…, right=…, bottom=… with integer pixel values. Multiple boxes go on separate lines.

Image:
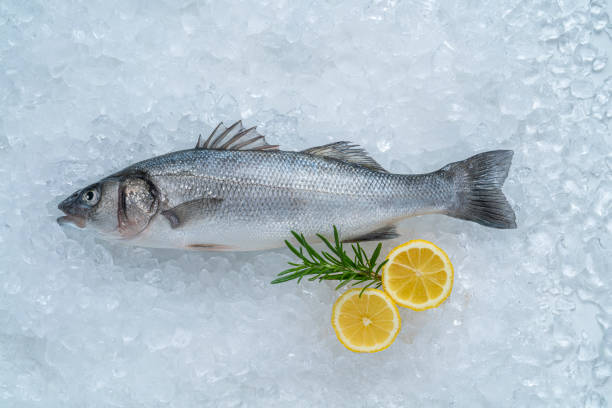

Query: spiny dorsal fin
left=195, top=121, right=279, bottom=151
left=302, top=142, right=388, bottom=172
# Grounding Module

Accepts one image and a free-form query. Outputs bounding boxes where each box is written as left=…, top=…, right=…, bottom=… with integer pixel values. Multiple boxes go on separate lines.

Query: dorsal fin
left=302, top=142, right=388, bottom=172
left=195, top=121, right=279, bottom=151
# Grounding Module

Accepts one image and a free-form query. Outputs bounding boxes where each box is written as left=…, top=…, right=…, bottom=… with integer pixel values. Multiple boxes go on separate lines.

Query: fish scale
left=58, top=121, right=516, bottom=251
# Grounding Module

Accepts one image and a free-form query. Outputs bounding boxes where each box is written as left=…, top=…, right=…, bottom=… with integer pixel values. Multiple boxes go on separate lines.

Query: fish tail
left=443, top=150, right=517, bottom=229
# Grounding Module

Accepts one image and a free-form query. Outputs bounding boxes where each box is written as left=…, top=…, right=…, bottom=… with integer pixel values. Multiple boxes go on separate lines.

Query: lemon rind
left=331, top=288, right=401, bottom=353
left=382, top=240, right=454, bottom=311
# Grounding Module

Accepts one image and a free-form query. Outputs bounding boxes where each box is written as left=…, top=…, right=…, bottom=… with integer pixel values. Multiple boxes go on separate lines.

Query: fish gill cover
left=0, top=0, right=610, bottom=406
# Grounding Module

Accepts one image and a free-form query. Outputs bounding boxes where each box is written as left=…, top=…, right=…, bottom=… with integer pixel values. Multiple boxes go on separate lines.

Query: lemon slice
left=331, top=288, right=401, bottom=353
left=382, top=240, right=453, bottom=311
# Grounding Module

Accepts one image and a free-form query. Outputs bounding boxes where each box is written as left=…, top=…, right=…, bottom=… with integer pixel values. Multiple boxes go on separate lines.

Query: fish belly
left=131, top=188, right=402, bottom=251
left=126, top=150, right=450, bottom=251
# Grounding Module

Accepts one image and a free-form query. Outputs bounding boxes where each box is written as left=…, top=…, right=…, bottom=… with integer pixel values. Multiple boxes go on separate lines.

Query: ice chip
left=570, top=79, right=595, bottom=98
left=574, top=44, right=597, bottom=63
left=592, top=57, right=607, bottom=72
left=592, top=12, right=609, bottom=31
left=1, top=0, right=610, bottom=405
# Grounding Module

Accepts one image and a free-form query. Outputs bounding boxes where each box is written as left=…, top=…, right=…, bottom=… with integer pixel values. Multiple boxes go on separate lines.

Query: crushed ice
left=0, top=0, right=611, bottom=405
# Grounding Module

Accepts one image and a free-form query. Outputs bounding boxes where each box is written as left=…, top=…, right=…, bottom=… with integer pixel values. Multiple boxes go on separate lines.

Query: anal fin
left=161, top=197, right=223, bottom=229
left=187, top=243, right=233, bottom=251
left=342, top=225, right=399, bottom=243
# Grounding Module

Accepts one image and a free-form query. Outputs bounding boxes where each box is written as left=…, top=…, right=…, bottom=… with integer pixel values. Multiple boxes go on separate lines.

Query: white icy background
left=1, top=0, right=611, bottom=406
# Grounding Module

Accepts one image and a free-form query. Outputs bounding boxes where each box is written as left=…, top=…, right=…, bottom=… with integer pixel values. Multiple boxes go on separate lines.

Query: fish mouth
left=57, top=215, right=86, bottom=229
left=58, top=191, right=88, bottom=229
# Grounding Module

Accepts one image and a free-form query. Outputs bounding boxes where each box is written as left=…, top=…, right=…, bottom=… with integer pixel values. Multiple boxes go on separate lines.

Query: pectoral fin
left=161, top=197, right=223, bottom=229
left=342, top=225, right=399, bottom=243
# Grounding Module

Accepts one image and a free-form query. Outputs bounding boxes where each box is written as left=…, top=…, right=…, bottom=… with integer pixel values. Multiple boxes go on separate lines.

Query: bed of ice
left=1, top=0, right=611, bottom=406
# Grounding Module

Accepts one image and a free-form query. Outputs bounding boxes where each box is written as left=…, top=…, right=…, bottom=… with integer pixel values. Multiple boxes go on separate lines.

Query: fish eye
left=81, top=187, right=100, bottom=205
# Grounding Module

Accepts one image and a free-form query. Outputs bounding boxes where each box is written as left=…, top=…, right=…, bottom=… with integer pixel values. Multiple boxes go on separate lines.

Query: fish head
left=57, top=179, right=122, bottom=235
left=57, top=175, right=159, bottom=239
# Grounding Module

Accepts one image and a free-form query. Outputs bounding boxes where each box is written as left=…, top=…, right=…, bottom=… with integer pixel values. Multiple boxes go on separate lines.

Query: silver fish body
left=58, top=121, right=516, bottom=251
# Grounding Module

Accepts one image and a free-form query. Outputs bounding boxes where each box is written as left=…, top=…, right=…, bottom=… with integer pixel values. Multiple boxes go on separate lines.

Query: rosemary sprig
left=271, top=226, right=387, bottom=294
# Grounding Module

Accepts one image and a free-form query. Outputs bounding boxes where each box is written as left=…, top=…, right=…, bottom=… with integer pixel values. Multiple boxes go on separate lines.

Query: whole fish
left=58, top=121, right=516, bottom=251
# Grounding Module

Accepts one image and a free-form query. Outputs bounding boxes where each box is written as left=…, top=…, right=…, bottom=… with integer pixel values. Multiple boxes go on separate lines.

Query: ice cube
left=2, top=0, right=611, bottom=405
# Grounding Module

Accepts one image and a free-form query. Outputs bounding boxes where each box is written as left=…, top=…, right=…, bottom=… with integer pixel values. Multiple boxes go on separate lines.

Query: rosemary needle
left=271, top=226, right=387, bottom=295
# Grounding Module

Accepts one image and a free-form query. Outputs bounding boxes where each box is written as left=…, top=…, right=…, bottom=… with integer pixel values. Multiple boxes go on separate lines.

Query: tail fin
left=443, top=150, right=517, bottom=229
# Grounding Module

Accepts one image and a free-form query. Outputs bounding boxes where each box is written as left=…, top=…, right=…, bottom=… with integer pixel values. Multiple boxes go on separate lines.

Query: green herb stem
left=271, top=226, right=387, bottom=294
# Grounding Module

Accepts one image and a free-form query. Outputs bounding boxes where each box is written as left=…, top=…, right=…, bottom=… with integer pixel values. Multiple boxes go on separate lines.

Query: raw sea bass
left=57, top=121, right=516, bottom=251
